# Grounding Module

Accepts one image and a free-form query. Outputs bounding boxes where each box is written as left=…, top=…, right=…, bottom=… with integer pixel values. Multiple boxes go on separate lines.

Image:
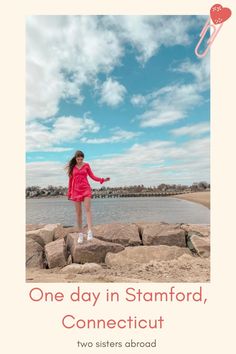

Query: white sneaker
left=87, top=230, right=93, bottom=241
left=78, top=232, right=84, bottom=244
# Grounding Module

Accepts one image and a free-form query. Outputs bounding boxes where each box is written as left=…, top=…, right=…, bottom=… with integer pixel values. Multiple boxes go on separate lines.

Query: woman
left=65, top=150, right=110, bottom=243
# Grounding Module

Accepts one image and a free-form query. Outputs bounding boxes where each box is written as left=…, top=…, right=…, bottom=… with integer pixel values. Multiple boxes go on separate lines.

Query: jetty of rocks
left=26, top=222, right=210, bottom=276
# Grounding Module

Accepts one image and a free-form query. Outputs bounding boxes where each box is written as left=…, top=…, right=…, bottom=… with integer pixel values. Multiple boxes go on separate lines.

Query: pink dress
left=67, top=162, right=105, bottom=202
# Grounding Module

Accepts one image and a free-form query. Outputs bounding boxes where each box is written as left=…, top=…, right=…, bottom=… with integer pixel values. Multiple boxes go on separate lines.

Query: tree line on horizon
left=26, top=181, right=210, bottom=198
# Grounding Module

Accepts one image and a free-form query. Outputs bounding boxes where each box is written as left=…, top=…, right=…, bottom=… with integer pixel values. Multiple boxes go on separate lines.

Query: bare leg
left=74, top=201, right=83, bottom=232
left=84, top=197, right=92, bottom=230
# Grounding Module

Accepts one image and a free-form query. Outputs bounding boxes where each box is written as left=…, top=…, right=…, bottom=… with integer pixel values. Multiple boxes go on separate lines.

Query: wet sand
left=172, top=191, right=210, bottom=209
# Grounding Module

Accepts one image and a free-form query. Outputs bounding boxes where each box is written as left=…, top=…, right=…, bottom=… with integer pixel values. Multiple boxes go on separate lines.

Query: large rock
left=181, top=224, right=210, bottom=238
left=26, top=224, right=61, bottom=246
left=137, top=222, right=186, bottom=247
left=26, top=238, right=44, bottom=268
left=67, top=233, right=125, bottom=263
left=84, top=223, right=141, bottom=246
left=45, top=238, right=68, bottom=268
left=54, top=225, right=80, bottom=240
left=105, top=245, right=192, bottom=266
left=44, top=224, right=62, bottom=238
left=60, top=263, right=102, bottom=274
left=191, top=235, right=210, bottom=258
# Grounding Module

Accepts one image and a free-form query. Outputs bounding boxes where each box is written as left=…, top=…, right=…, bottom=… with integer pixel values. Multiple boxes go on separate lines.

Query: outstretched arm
left=87, top=163, right=105, bottom=184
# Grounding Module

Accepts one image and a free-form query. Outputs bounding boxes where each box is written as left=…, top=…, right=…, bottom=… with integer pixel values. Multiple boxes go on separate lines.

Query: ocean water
left=26, top=196, right=210, bottom=225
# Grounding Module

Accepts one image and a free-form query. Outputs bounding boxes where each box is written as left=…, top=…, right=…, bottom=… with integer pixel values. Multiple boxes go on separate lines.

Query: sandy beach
left=172, top=191, right=210, bottom=209
left=26, top=254, right=210, bottom=283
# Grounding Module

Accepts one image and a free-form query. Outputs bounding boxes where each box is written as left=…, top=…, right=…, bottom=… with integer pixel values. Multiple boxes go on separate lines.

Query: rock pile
left=26, top=222, right=210, bottom=274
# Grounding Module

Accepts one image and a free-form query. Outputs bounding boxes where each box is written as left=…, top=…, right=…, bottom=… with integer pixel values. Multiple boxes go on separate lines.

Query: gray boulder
left=54, top=225, right=80, bottom=240
left=84, top=223, right=141, bottom=246
left=45, top=238, right=68, bottom=268
left=67, top=233, right=125, bottom=263
left=26, top=224, right=61, bottom=246
left=26, top=238, right=44, bottom=268
left=137, top=222, right=186, bottom=247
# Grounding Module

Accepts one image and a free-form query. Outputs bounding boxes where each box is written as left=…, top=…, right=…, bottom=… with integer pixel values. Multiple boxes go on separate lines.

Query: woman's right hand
left=105, top=177, right=110, bottom=182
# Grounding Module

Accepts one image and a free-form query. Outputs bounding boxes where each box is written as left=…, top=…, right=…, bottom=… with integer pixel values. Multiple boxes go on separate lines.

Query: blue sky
left=26, top=15, right=210, bottom=188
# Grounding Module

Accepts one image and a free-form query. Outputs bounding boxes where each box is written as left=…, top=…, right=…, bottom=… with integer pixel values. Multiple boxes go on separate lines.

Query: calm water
left=26, top=197, right=210, bottom=225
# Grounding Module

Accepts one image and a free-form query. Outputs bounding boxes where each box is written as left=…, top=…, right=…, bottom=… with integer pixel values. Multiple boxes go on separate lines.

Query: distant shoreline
left=26, top=191, right=211, bottom=209
left=26, top=191, right=211, bottom=202
left=171, top=191, right=210, bottom=209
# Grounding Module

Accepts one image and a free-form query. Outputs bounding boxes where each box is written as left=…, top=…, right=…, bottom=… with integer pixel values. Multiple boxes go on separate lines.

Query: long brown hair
left=65, top=150, right=85, bottom=176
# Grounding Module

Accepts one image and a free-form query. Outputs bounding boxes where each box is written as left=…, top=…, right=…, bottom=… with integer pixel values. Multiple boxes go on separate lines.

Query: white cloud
left=133, top=58, right=210, bottom=128
left=53, top=116, right=99, bottom=140
left=171, top=122, right=210, bottom=137
left=99, top=78, right=126, bottom=107
left=26, top=16, right=123, bottom=120
left=137, top=84, right=203, bottom=127
left=26, top=161, right=67, bottom=187
left=172, top=56, right=210, bottom=91
left=26, top=15, right=201, bottom=120
left=104, top=16, right=197, bottom=63
left=26, top=59, right=65, bottom=119
left=81, top=127, right=142, bottom=144
left=94, top=137, right=210, bottom=186
left=131, top=94, right=147, bottom=106
left=26, top=115, right=100, bottom=152
left=27, top=136, right=209, bottom=187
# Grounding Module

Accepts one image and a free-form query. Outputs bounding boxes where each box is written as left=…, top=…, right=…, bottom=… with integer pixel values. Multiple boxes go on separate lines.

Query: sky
left=26, top=15, right=210, bottom=188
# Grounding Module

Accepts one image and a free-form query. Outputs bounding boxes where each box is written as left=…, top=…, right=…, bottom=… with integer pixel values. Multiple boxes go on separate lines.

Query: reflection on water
left=26, top=197, right=210, bottom=225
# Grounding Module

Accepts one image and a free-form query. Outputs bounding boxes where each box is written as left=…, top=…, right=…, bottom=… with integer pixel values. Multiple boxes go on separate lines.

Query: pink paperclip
left=195, top=17, right=223, bottom=58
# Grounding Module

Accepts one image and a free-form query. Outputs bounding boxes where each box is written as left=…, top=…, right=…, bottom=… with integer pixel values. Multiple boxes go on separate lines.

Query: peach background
left=1, top=0, right=236, bottom=353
